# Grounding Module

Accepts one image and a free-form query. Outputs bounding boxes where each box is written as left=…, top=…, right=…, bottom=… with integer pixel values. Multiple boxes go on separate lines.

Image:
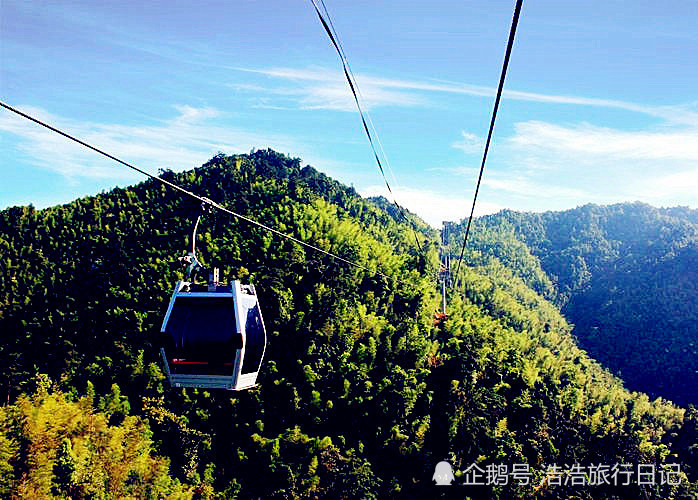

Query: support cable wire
left=309, top=0, right=423, bottom=252
left=0, top=100, right=412, bottom=286
left=452, top=0, right=524, bottom=285
left=318, top=0, right=400, bottom=189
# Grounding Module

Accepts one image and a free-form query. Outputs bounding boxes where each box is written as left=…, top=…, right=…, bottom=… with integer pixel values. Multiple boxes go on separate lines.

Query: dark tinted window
left=164, top=296, right=241, bottom=375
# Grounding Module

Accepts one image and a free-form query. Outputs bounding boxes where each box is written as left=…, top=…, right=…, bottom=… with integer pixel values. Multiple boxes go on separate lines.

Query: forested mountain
left=1, top=151, right=696, bottom=498
left=459, top=203, right=698, bottom=407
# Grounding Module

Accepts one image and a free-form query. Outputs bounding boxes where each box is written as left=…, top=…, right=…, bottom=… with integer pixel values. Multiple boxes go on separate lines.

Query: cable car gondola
left=160, top=204, right=266, bottom=390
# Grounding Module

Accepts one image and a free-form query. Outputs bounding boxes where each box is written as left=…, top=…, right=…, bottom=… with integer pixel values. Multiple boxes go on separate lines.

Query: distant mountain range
left=455, top=202, right=698, bottom=406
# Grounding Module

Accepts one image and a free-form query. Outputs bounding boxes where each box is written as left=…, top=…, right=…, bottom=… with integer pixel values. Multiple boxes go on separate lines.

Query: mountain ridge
left=460, top=201, right=698, bottom=406
left=1, top=150, right=696, bottom=498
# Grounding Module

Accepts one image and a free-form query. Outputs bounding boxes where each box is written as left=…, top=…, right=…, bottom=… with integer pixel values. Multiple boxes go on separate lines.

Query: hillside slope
left=462, top=203, right=698, bottom=407
left=1, top=152, right=696, bottom=498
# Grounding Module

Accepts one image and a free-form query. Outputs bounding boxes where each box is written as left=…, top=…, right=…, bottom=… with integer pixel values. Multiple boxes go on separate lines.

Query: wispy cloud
left=233, top=67, right=425, bottom=112
left=510, top=121, right=698, bottom=162
left=512, top=121, right=698, bottom=205
left=236, top=66, right=698, bottom=125
left=0, top=104, right=304, bottom=181
left=643, top=169, right=698, bottom=199
left=440, top=162, right=596, bottom=202
left=452, top=131, right=483, bottom=154
left=447, top=120, right=698, bottom=209
left=484, top=175, right=591, bottom=200
left=231, top=66, right=698, bottom=211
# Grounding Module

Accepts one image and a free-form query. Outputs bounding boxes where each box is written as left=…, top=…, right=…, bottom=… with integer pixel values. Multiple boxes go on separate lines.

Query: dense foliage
left=1, top=151, right=696, bottom=498
left=461, top=204, right=698, bottom=406
left=0, top=375, right=190, bottom=498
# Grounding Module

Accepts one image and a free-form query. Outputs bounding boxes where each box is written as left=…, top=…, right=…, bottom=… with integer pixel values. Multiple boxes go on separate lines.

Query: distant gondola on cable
left=160, top=202, right=266, bottom=390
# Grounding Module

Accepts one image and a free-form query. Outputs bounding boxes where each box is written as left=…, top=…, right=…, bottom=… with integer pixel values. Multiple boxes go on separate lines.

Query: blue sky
left=1, top=0, right=696, bottom=226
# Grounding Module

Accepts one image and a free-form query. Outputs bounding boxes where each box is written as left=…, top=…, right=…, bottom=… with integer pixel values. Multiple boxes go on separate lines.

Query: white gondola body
left=160, top=280, right=266, bottom=390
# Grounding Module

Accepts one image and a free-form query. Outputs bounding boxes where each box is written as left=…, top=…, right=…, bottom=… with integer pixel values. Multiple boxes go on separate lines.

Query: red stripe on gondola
left=171, top=360, right=232, bottom=365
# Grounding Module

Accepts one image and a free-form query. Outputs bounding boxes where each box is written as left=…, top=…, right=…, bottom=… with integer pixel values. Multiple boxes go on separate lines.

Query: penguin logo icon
left=433, top=461, right=455, bottom=486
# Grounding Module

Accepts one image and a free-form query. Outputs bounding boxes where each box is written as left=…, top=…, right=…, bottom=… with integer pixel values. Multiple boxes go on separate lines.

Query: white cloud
left=300, top=82, right=424, bottom=112
left=443, top=119, right=698, bottom=211
left=0, top=104, right=304, bottom=181
left=510, top=121, right=698, bottom=162
left=438, top=163, right=598, bottom=204
left=491, top=120, right=698, bottom=208
left=171, top=105, right=220, bottom=122
left=233, top=67, right=425, bottom=112
left=634, top=168, right=698, bottom=201
left=359, top=184, right=503, bottom=228
left=236, top=66, right=698, bottom=124
left=232, top=65, right=698, bottom=211
left=452, top=131, right=483, bottom=154
left=484, top=176, right=590, bottom=200
left=652, top=169, right=698, bottom=191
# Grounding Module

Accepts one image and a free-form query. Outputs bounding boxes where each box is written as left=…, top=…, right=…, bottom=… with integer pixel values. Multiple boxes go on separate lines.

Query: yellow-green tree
left=0, top=376, right=190, bottom=499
